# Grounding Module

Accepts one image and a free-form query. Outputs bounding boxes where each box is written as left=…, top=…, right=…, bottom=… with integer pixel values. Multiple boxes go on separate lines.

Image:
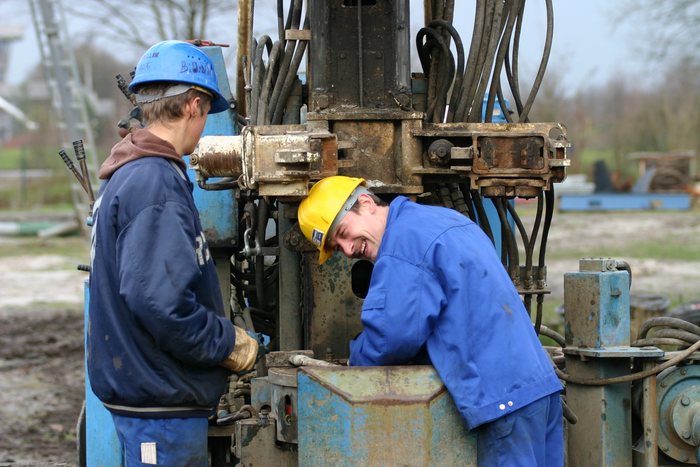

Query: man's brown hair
left=137, top=83, right=211, bottom=124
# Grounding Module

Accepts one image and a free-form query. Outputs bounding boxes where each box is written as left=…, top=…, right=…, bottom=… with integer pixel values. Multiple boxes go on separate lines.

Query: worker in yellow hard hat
left=297, top=176, right=388, bottom=264
left=298, top=175, right=564, bottom=467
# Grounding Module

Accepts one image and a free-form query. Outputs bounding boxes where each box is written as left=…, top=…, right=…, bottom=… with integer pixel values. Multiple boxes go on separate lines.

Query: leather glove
left=221, top=326, right=259, bottom=373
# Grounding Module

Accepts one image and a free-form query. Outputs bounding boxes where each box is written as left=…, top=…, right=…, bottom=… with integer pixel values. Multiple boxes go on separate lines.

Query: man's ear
left=187, top=96, right=202, bottom=118
left=357, top=193, right=376, bottom=214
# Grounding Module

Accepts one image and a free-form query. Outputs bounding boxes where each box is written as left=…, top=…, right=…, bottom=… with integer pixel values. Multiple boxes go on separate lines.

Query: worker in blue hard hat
left=88, top=40, right=259, bottom=466
left=299, top=175, right=565, bottom=467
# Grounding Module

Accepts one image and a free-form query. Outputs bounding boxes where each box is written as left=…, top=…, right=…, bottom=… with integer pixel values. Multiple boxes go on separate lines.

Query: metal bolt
left=681, top=396, right=690, bottom=406
left=680, top=368, right=688, bottom=376
left=682, top=430, right=691, bottom=440
left=661, top=444, right=669, bottom=452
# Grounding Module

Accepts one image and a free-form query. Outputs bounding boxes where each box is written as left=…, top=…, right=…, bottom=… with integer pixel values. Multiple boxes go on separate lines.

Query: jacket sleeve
left=349, top=256, right=445, bottom=366
left=116, top=201, right=234, bottom=367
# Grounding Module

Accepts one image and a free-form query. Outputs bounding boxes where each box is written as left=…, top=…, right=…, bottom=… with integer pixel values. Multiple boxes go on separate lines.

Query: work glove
left=221, top=326, right=260, bottom=373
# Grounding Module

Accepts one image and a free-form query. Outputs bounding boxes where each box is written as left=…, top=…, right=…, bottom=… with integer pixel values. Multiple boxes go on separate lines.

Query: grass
left=0, top=236, right=89, bottom=260
left=0, top=176, right=75, bottom=210
left=546, top=235, right=700, bottom=261
left=0, top=148, right=23, bottom=170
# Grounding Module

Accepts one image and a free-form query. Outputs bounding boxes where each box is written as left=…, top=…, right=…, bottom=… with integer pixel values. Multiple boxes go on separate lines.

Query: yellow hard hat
left=298, top=176, right=366, bottom=264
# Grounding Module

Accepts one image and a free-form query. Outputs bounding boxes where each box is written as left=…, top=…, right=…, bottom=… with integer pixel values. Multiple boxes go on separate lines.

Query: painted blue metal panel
left=184, top=46, right=239, bottom=248
left=84, top=281, right=123, bottom=466
left=564, top=264, right=635, bottom=466
left=564, top=270, right=630, bottom=348
left=559, top=193, right=691, bottom=212
left=298, top=366, right=477, bottom=466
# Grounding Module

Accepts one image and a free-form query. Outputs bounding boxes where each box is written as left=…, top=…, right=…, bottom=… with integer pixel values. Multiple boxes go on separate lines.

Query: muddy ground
left=0, top=233, right=87, bottom=466
left=0, top=208, right=698, bottom=465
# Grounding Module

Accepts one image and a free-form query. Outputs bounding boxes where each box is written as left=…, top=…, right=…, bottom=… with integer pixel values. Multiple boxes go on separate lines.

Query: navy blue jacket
left=88, top=137, right=234, bottom=418
left=350, top=197, right=562, bottom=430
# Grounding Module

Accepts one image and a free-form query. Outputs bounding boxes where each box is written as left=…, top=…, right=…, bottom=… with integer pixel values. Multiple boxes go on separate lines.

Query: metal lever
left=58, top=148, right=87, bottom=192
left=72, top=140, right=95, bottom=206
left=115, top=73, right=137, bottom=106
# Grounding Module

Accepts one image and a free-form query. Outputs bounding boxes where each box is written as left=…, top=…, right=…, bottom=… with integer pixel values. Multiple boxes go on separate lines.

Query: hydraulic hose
left=267, top=0, right=303, bottom=124
left=484, top=0, right=519, bottom=121
left=557, top=339, right=700, bottom=386
left=257, top=41, right=283, bottom=125
left=271, top=15, right=309, bottom=124
left=518, top=0, right=553, bottom=122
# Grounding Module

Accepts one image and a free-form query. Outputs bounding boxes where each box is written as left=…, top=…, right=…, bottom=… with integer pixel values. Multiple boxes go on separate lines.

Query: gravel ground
left=0, top=207, right=698, bottom=464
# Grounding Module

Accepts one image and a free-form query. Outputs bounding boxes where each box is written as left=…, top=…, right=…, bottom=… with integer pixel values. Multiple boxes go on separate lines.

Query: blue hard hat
left=128, top=40, right=229, bottom=114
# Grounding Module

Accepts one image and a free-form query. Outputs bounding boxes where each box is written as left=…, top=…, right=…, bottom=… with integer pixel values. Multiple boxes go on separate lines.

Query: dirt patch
left=0, top=307, right=84, bottom=465
left=0, top=234, right=87, bottom=465
left=541, top=210, right=700, bottom=306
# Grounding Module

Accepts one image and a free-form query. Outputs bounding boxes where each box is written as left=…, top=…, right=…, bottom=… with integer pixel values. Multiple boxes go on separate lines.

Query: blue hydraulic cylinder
left=183, top=46, right=239, bottom=248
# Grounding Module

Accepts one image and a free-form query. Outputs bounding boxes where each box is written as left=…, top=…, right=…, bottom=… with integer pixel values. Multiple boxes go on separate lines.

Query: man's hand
left=221, top=326, right=259, bottom=373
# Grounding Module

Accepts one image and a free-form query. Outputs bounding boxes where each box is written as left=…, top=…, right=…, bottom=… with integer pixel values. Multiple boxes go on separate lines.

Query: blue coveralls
left=349, top=196, right=564, bottom=466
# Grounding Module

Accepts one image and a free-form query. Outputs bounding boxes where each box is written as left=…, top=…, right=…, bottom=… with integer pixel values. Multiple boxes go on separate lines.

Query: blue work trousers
left=111, top=414, right=209, bottom=466
left=476, top=392, right=564, bottom=467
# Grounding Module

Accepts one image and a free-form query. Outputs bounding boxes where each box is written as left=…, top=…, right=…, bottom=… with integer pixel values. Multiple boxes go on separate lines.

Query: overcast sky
left=2, top=1, right=648, bottom=96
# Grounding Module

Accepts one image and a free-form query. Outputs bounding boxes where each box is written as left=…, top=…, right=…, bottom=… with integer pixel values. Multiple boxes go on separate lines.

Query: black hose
left=638, top=317, right=700, bottom=340
left=519, top=0, right=554, bottom=122
left=471, top=189, right=494, bottom=244
left=459, top=183, right=477, bottom=222
left=557, top=339, right=700, bottom=386
left=494, top=198, right=518, bottom=281
left=272, top=15, right=310, bottom=124
left=534, top=294, right=544, bottom=335
left=258, top=41, right=283, bottom=125
left=255, top=198, right=269, bottom=308
left=506, top=200, right=530, bottom=269
left=277, top=0, right=285, bottom=43
left=615, top=260, right=633, bottom=290
left=467, top=0, right=506, bottom=122
left=538, top=188, right=554, bottom=283
left=250, top=35, right=273, bottom=124
left=267, top=0, right=303, bottom=123
left=524, top=294, right=532, bottom=317
left=484, top=0, right=519, bottom=122
left=505, top=0, right=526, bottom=118
left=426, top=20, right=464, bottom=123
left=539, top=324, right=566, bottom=348
left=417, top=27, right=453, bottom=123
left=454, top=0, right=487, bottom=122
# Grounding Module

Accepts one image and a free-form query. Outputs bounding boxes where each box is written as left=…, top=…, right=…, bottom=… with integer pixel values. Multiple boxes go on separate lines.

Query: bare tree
left=618, top=0, right=700, bottom=65
left=64, top=0, right=239, bottom=54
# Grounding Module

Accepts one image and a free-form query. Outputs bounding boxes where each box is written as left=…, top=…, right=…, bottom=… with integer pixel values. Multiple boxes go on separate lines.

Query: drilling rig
left=78, top=1, right=700, bottom=465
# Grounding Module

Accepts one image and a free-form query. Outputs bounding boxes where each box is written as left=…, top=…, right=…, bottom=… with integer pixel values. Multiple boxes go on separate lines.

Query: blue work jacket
left=88, top=157, right=234, bottom=418
left=350, top=196, right=562, bottom=430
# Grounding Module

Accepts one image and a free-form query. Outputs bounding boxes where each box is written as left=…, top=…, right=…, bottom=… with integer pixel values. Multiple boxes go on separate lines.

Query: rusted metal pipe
left=640, top=361, right=658, bottom=467
left=236, top=0, right=253, bottom=117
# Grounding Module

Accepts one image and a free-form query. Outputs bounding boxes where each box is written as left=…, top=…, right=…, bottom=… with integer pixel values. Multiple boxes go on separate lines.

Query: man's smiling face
left=327, top=194, right=386, bottom=262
